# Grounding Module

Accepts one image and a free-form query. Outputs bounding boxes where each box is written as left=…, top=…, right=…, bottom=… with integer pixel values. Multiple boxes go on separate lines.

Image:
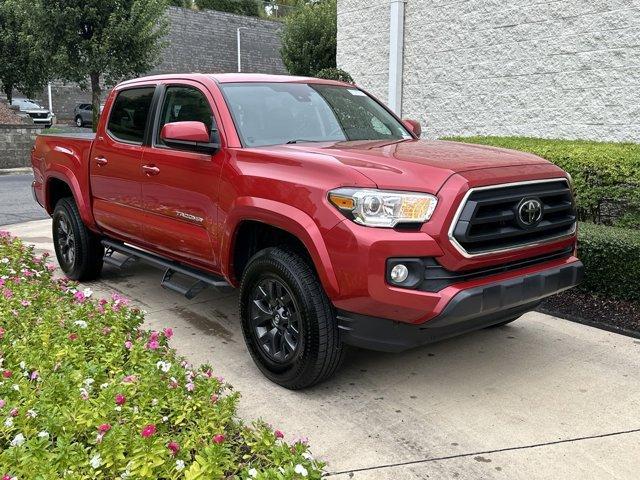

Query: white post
left=47, top=82, right=53, bottom=114
left=237, top=28, right=242, bottom=72
left=388, top=0, right=406, bottom=115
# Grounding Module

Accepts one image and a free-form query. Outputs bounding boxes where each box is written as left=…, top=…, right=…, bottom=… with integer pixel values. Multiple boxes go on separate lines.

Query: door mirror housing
left=160, top=121, right=219, bottom=154
left=402, top=119, right=422, bottom=138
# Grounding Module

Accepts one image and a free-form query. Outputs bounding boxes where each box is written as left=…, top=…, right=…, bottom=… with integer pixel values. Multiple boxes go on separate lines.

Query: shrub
left=315, top=68, right=353, bottom=83
left=577, top=222, right=640, bottom=302
left=0, top=232, right=322, bottom=478
left=280, top=0, right=336, bottom=76
left=444, top=136, right=640, bottom=228
left=194, top=0, right=261, bottom=17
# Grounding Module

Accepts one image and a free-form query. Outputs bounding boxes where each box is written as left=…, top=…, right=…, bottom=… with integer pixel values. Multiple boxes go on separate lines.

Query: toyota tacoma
left=31, top=73, right=583, bottom=389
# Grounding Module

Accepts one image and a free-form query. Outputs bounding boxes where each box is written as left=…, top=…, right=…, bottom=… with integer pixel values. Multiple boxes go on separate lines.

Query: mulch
left=538, top=289, right=640, bottom=338
left=0, top=100, right=24, bottom=124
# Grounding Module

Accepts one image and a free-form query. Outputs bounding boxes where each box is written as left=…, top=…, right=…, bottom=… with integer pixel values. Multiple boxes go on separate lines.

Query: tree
left=194, top=0, right=261, bottom=17
left=168, top=0, right=193, bottom=7
left=0, top=0, right=51, bottom=104
left=36, top=0, right=168, bottom=130
left=316, top=67, right=353, bottom=83
left=280, top=0, right=336, bottom=76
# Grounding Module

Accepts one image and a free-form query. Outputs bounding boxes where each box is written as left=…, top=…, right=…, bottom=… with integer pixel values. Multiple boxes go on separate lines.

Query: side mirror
left=402, top=119, right=422, bottom=138
left=160, top=121, right=219, bottom=154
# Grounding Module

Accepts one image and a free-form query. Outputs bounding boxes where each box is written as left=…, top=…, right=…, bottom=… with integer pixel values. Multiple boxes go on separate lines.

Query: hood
left=269, top=139, right=552, bottom=192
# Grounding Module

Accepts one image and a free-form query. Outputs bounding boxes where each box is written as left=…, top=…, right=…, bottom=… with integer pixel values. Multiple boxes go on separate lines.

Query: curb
left=0, top=167, right=32, bottom=176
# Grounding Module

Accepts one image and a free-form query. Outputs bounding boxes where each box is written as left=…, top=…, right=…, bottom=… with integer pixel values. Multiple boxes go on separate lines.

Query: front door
left=140, top=82, right=225, bottom=271
left=90, top=85, right=156, bottom=244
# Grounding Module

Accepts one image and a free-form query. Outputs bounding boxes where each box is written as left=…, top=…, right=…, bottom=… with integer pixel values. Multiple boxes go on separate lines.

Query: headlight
left=328, top=188, right=437, bottom=227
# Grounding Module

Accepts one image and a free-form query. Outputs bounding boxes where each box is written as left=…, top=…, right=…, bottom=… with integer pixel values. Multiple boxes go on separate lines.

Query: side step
left=101, top=240, right=230, bottom=299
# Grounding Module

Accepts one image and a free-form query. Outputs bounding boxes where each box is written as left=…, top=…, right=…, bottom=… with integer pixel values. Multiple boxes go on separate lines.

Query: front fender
left=222, top=197, right=340, bottom=298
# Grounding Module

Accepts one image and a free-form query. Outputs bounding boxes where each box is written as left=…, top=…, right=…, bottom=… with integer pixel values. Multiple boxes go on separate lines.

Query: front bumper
left=337, top=260, right=583, bottom=352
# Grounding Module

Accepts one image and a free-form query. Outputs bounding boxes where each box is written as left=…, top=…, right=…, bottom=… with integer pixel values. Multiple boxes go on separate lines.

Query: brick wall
left=0, top=125, right=43, bottom=169
left=29, top=7, right=286, bottom=121
left=337, top=0, right=640, bottom=142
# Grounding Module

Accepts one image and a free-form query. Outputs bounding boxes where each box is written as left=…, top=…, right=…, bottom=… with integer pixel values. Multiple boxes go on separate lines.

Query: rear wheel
left=239, top=247, right=344, bottom=389
left=52, top=197, right=104, bottom=281
left=75, top=115, right=84, bottom=127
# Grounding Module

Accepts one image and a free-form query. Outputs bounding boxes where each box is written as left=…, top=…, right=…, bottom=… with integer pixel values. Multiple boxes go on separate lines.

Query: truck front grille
left=450, top=179, right=576, bottom=256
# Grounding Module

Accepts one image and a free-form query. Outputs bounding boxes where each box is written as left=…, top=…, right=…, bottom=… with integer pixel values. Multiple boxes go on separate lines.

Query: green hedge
left=577, top=222, right=640, bottom=301
left=444, top=136, right=640, bottom=228
left=0, top=232, right=322, bottom=479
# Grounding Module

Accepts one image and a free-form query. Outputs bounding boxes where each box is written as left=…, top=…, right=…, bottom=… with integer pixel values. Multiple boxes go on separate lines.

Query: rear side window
left=107, top=87, right=155, bottom=144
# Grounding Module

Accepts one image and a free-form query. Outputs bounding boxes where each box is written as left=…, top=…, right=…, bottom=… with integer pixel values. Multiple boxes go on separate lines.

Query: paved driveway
left=0, top=173, right=49, bottom=225
left=4, top=219, right=640, bottom=479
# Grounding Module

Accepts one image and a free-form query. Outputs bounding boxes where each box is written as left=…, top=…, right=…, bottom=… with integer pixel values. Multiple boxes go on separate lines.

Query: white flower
left=10, top=433, right=25, bottom=447
left=19, top=361, right=26, bottom=370
left=302, top=451, right=313, bottom=460
left=115, top=406, right=122, bottom=412
left=4, top=416, right=13, bottom=427
left=156, top=361, right=171, bottom=373
left=90, top=453, right=102, bottom=469
left=133, top=406, right=139, bottom=414
left=27, top=409, right=37, bottom=418
left=100, top=383, right=109, bottom=389
left=84, top=378, right=95, bottom=387
left=74, top=320, right=88, bottom=329
left=248, top=468, right=258, bottom=477
left=294, top=464, right=308, bottom=477
left=175, top=460, right=185, bottom=472
left=38, top=430, right=49, bottom=439
left=1, top=258, right=9, bottom=264
left=162, top=416, right=168, bottom=422
left=151, top=398, right=159, bottom=406
left=83, top=287, right=94, bottom=298
left=12, top=384, right=19, bottom=391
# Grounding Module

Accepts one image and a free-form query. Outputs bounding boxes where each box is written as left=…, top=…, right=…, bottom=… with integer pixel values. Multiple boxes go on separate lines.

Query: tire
left=52, top=197, right=104, bottom=281
left=239, top=247, right=344, bottom=389
left=486, top=315, right=521, bottom=328
left=75, top=116, right=84, bottom=128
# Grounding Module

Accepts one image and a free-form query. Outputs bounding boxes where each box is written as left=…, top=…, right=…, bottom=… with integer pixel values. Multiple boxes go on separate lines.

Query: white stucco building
left=337, top=0, right=639, bottom=141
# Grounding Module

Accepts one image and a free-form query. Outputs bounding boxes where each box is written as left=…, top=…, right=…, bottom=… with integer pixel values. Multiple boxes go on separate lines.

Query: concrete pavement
left=4, top=218, right=640, bottom=479
left=0, top=172, right=49, bottom=225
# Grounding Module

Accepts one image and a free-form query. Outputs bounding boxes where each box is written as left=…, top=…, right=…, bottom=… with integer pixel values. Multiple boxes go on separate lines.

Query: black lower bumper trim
left=337, top=260, right=583, bottom=352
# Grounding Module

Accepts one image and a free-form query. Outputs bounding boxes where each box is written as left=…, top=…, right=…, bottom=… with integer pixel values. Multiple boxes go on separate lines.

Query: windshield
left=219, top=82, right=412, bottom=147
left=13, top=100, right=43, bottom=110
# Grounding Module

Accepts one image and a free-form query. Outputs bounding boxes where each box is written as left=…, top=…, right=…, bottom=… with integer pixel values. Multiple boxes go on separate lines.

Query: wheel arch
left=44, top=169, right=96, bottom=229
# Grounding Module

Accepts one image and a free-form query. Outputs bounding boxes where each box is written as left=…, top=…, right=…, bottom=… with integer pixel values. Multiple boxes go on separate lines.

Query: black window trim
left=105, top=84, right=159, bottom=147
left=149, top=82, right=218, bottom=153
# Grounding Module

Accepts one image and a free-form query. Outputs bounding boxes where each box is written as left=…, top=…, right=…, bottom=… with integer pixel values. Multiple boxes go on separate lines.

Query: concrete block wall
left=337, top=0, right=640, bottom=142
left=29, top=7, right=286, bottom=121
left=0, top=125, right=43, bottom=168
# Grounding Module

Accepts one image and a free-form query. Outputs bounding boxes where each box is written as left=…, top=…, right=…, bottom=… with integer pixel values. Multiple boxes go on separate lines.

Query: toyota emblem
left=517, top=198, right=543, bottom=227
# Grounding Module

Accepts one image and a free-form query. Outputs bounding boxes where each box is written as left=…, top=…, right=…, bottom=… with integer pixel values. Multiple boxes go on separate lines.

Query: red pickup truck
left=31, top=73, right=583, bottom=389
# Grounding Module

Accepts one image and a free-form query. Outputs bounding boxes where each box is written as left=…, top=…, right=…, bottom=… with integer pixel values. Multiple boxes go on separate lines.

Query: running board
left=101, top=240, right=230, bottom=299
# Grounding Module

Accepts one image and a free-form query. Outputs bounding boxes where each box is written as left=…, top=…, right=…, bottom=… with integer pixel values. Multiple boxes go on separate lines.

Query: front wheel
left=239, top=247, right=344, bottom=389
left=52, top=197, right=104, bottom=281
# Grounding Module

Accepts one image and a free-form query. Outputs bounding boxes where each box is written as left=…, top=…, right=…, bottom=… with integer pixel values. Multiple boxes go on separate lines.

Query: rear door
left=140, top=81, right=226, bottom=270
left=90, top=85, right=156, bottom=244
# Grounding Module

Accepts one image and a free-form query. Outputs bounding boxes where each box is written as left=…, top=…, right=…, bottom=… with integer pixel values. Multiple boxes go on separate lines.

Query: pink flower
left=68, top=333, right=78, bottom=341
left=141, top=424, right=156, bottom=438
left=167, top=441, right=180, bottom=456
left=163, top=327, right=173, bottom=339
left=122, top=375, right=137, bottom=384
left=275, top=430, right=284, bottom=439
left=3, top=474, right=12, bottom=480
left=46, top=264, right=56, bottom=272
left=30, top=371, right=39, bottom=381
left=98, top=423, right=112, bottom=433
left=102, top=327, right=111, bottom=335
left=169, top=378, right=179, bottom=389
left=0, top=327, right=5, bottom=339
left=149, top=331, right=159, bottom=342
left=210, top=394, right=218, bottom=404
left=2, top=289, right=12, bottom=299
left=10, top=408, right=18, bottom=417
left=0, top=399, right=5, bottom=408
left=20, top=300, right=30, bottom=307
left=213, top=434, right=225, bottom=444
left=2, top=370, right=11, bottom=378
left=124, top=340, right=132, bottom=350
left=73, top=291, right=86, bottom=303
left=147, top=340, right=159, bottom=350
left=186, top=382, right=195, bottom=392
left=115, top=393, right=126, bottom=406
left=0, top=279, right=4, bottom=287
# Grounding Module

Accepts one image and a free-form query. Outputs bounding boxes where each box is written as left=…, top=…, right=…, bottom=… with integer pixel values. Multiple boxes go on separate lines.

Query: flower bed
left=0, top=232, right=322, bottom=479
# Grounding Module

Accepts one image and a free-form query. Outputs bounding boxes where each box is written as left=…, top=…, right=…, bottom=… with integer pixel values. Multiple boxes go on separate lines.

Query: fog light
left=390, top=264, right=409, bottom=284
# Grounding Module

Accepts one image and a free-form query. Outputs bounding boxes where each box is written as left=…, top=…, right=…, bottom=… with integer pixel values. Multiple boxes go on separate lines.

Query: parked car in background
left=74, top=103, right=105, bottom=127
left=11, top=98, right=53, bottom=127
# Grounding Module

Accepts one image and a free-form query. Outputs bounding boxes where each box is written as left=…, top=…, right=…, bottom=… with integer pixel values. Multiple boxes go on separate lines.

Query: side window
left=157, top=86, right=214, bottom=145
left=107, top=87, right=155, bottom=144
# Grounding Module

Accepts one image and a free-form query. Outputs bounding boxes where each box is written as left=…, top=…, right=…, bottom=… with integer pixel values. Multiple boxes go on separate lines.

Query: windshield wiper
left=285, top=139, right=322, bottom=144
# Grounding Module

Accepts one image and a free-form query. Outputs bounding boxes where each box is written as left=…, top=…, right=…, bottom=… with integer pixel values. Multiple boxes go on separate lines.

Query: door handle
left=142, top=164, right=160, bottom=176
left=95, top=156, right=108, bottom=166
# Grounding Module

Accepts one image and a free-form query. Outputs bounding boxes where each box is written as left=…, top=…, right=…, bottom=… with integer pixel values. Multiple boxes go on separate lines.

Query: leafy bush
left=0, top=232, right=322, bottom=479
left=444, top=136, right=640, bottom=228
left=280, top=0, right=336, bottom=76
left=315, top=68, right=353, bottom=84
left=577, top=222, right=640, bottom=302
left=194, top=0, right=261, bottom=17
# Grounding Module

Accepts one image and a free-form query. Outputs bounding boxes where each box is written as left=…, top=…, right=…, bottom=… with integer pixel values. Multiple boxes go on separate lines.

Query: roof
left=118, top=73, right=351, bottom=87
